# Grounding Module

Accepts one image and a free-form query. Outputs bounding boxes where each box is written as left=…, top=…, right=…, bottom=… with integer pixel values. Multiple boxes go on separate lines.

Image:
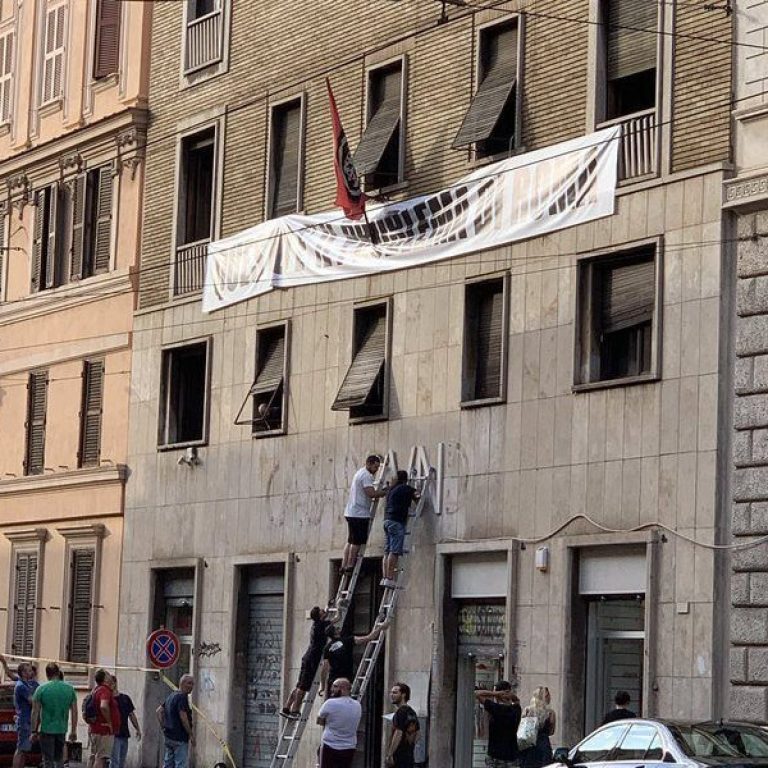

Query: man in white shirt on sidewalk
left=341, top=455, right=387, bottom=573
left=316, top=678, right=361, bottom=768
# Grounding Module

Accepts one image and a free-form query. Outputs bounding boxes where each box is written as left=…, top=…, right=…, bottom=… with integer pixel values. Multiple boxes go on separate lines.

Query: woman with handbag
left=517, top=687, right=556, bottom=768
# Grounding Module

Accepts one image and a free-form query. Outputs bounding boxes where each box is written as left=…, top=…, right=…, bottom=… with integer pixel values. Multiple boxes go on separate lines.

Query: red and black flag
left=326, top=78, right=366, bottom=220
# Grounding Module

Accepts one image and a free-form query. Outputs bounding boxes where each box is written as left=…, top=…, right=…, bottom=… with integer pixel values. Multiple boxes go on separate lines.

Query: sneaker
left=279, top=709, right=299, bottom=720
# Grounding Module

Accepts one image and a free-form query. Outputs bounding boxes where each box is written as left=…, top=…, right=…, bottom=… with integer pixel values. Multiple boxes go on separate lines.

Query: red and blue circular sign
left=147, top=629, right=181, bottom=669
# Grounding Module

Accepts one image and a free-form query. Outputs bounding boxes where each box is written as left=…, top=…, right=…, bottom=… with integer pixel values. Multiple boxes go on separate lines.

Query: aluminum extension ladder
left=269, top=451, right=398, bottom=768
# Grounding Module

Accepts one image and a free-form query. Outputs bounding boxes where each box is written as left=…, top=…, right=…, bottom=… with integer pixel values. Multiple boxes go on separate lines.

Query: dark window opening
left=179, top=129, right=215, bottom=245
left=193, top=0, right=217, bottom=19
left=160, top=342, right=209, bottom=446
left=332, top=303, right=388, bottom=421
left=354, top=62, right=403, bottom=190
left=269, top=99, right=302, bottom=218
left=462, top=278, right=506, bottom=403
left=251, top=325, right=287, bottom=435
left=606, top=69, right=656, bottom=119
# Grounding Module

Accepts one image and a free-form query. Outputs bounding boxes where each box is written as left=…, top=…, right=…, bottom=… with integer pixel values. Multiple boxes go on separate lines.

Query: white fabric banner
left=202, top=127, right=620, bottom=313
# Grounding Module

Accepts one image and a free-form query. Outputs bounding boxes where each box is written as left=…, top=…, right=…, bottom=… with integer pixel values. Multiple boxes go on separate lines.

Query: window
left=78, top=359, right=104, bottom=467
left=31, top=167, right=113, bottom=292
left=573, top=725, right=628, bottom=763
left=241, top=323, right=289, bottom=436
left=332, top=302, right=389, bottom=421
left=178, top=128, right=215, bottom=246
left=93, top=0, right=121, bottom=79
left=11, top=551, right=38, bottom=656
left=66, top=548, right=94, bottom=663
left=268, top=98, right=303, bottom=218
left=41, top=3, right=66, bottom=105
left=159, top=341, right=210, bottom=447
left=575, top=245, right=660, bottom=387
left=600, top=0, right=657, bottom=120
left=462, top=276, right=508, bottom=405
left=0, top=31, right=13, bottom=123
left=184, top=0, right=224, bottom=74
left=354, top=60, right=405, bottom=189
left=615, top=725, right=661, bottom=761
left=453, top=20, right=519, bottom=157
left=24, top=370, right=48, bottom=476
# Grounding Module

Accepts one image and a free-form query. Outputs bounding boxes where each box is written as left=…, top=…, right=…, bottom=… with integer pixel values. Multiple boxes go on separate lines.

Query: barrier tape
left=2, top=652, right=238, bottom=768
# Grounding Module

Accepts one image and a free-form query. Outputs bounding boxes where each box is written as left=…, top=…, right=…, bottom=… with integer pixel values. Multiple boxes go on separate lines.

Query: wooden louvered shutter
left=70, top=174, right=87, bottom=281
left=332, top=313, right=386, bottom=410
left=79, top=360, right=104, bottom=467
left=93, top=0, right=121, bottom=79
left=0, top=32, right=13, bottom=123
left=42, top=5, right=66, bottom=103
left=270, top=101, right=301, bottom=218
left=24, top=372, right=48, bottom=476
left=353, top=66, right=402, bottom=176
left=12, top=552, right=37, bottom=656
left=606, top=0, right=658, bottom=81
left=44, top=185, right=58, bottom=289
left=93, top=167, right=113, bottom=274
left=0, top=203, right=5, bottom=301
left=30, top=191, right=45, bottom=292
left=453, top=24, right=518, bottom=148
left=68, top=549, right=94, bottom=663
left=251, top=333, right=285, bottom=395
left=473, top=285, right=504, bottom=399
left=600, top=257, right=655, bottom=333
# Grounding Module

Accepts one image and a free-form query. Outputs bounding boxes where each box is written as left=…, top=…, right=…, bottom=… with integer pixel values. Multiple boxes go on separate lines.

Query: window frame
left=157, top=337, right=213, bottom=450
left=265, top=93, right=306, bottom=220
left=180, top=0, right=230, bottom=85
left=573, top=237, right=663, bottom=391
left=460, top=272, right=510, bottom=408
left=358, top=54, right=408, bottom=192
left=250, top=320, right=290, bottom=438
left=0, top=28, right=14, bottom=124
left=39, top=1, right=67, bottom=108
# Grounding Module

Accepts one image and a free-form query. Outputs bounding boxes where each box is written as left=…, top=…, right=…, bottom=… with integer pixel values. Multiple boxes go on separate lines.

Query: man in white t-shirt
left=341, top=455, right=387, bottom=573
left=316, top=678, right=361, bottom=768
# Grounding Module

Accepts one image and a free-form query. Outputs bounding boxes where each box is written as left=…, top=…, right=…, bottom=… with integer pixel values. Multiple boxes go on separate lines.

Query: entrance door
left=585, top=599, right=644, bottom=733
left=244, top=572, right=284, bottom=768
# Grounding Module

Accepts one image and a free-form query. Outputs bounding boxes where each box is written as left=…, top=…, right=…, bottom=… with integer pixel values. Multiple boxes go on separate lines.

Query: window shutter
left=12, top=552, right=37, bottom=656
left=251, top=334, right=285, bottom=395
left=93, top=167, right=113, bottom=274
left=473, top=286, right=504, bottom=399
left=271, top=102, right=301, bottom=218
left=332, top=314, right=386, bottom=410
left=44, top=185, right=58, bottom=289
left=42, top=5, right=66, bottom=103
left=453, top=24, right=518, bottom=149
left=24, top=371, right=48, bottom=476
left=0, top=32, right=13, bottom=123
left=93, top=0, right=121, bottom=79
left=70, top=173, right=87, bottom=281
left=600, top=257, right=655, bottom=333
left=31, top=191, right=45, bottom=292
left=68, top=549, right=95, bottom=663
left=353, top=67, right=402, bottom=176
left=53, top=5, right=66, bottom=99
left=79, top=360, right=104, bottom=467
left=606, top=0, right=658, bottom=81
left=0, top=203, right=5, bottom=301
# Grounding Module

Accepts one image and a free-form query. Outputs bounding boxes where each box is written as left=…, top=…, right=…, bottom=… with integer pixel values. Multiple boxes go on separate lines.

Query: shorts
left=383, top=519, right=406, bottom=555
left=40, top=733, right=66, bottom=764
left=16, top=725, right=32, bottom=753
left=345, top=517, right=369, bottom=546
left=486, top=758, right=518, bottom=768
left=90, top=733, right=115, bottom=759
left=297, top=653, right=322, bottom=692
left=318, top=744, right=355, bottom=768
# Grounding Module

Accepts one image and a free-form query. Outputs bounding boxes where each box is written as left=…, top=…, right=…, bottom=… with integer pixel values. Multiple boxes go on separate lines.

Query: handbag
left=517, top=714, right=539, bottom=750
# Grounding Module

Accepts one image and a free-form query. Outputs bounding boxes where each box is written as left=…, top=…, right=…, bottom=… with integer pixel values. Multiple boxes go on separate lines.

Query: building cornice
left=0, top=465, right=129, bottom=497
left=3, top=527, right=48, bottom=543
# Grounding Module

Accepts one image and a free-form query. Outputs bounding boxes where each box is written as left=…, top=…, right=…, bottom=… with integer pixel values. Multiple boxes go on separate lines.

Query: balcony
left=174, top=240, right=208, bottom=297
left=185, top=10, right=222, bottom=73
left=599, top=108, right=658, bottom=182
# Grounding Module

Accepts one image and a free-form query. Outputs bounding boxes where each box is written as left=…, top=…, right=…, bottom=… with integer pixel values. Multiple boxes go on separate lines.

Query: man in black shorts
left=280, top=606, right=333, bottom=719
left=320, top=622, right=388, bottom=698
left=341, top=456, right=387, bottom=573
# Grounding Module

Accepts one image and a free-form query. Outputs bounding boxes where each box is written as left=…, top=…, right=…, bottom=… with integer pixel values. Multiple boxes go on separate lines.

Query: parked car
left=552, top=719, right=768, bottom=768
left=0, top=685, right=40, bottom=767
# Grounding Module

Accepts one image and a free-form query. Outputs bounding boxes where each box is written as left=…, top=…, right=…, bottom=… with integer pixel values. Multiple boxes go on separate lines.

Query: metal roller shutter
left=600, top=256, right=654, bottom=333
left=606, top=0, right=658, bottom=81
left=332, top=313, right=386, bottom=410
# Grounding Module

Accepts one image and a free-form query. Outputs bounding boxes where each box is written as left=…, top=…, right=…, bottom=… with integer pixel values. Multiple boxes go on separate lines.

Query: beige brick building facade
left=120, top=1, right=737, bottom=766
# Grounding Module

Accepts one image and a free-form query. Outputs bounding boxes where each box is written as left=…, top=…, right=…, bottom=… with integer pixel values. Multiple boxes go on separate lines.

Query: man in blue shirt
left=156, top=675, right=194, bottom=768
left=13, top=663, right=39, bottom=768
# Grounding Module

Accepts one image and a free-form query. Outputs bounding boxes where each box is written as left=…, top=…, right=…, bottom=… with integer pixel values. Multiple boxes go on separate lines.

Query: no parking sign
left=147, top=628, right=181, bottom=669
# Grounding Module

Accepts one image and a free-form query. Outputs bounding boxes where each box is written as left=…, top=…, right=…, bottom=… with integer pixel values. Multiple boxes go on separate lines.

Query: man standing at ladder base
left=341, top=455, right=387, bottom=573
left=316, top=679, right=361, bottom=768
left=385, top=682, right=420, bottom=768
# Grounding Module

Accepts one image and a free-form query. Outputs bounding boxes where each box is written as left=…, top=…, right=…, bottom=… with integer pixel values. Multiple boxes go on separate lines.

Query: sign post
left=146, top=628, right=181, bottom=669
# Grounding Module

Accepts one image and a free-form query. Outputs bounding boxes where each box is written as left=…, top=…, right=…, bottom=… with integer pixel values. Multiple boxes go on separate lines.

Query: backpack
left=82, top=692, right=99, bottom=725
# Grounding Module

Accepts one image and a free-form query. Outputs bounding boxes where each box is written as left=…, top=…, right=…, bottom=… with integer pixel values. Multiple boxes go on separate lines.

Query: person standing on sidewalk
left=156, top=675, right=194, bottom=768
left=14, top=663, right=39, bottom=768
left=111, top=676, right=141, bottom=768
left=475, top=681, right=521, bottom=768
left=316, top=678, right=361, bottom=768
left=341, top=455, right=387, bottom=573
left=30, top=663, right=77, bottom=768
left=385, top=682, right=420, bottom=768
left=89, top=669, right=119, bottom=768
left=381, top=471, right=419, bottom=588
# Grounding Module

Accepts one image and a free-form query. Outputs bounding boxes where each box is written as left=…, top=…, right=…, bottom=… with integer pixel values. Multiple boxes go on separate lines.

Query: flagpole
left=362, top=207, right=379, bottom=247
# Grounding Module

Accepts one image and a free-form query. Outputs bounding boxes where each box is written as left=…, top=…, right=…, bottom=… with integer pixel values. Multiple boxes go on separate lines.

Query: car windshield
left=669, top=724, right=768, bottom=759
